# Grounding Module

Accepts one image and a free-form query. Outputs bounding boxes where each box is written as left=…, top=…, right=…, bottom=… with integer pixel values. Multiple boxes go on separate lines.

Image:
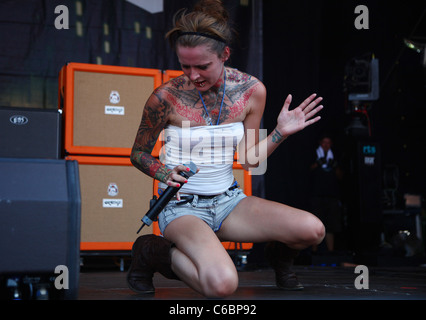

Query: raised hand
left=276, top=93, right=324, bottom=138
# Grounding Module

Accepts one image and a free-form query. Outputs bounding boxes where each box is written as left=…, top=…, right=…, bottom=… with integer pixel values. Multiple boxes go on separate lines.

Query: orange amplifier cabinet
left=59, top=63, right=163, bottom=157
left=163, top=69, right=184, bottom=83
left=223, top=163, right=253, bottom=250
left=153, top=162, right=253, bottom=251
left=66, top=155, right=156, bottom=251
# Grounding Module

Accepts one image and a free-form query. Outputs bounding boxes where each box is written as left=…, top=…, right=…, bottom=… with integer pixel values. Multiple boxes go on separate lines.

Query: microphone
left=137, top=161, right=198, bottom=234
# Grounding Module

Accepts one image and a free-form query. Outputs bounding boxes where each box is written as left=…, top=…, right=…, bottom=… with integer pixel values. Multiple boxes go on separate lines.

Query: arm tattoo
left=130, top=88, right=172, bottom=183
left=130, top=151, right=172, bottom=182
left=271, top=128, right=284, bottom=144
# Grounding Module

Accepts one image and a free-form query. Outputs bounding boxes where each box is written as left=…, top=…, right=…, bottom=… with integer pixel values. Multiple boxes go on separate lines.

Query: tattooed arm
left=131, top=77, right=198, bottom=188
left=130, top=88, right=173, bottom=183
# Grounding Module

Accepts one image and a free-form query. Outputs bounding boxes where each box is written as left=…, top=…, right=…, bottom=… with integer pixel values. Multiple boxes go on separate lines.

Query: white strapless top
left=158, top=121, right=244, bottom=195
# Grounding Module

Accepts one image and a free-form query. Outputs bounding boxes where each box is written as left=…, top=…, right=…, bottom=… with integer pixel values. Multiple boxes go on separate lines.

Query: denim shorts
left=158, top=188, right=246, bottom=234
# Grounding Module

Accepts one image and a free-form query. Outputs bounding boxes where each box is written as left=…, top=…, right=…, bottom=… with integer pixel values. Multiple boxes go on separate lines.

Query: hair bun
left=165, top=0, right=233, bottom=51
left=193, top=0, right=229, bottom=24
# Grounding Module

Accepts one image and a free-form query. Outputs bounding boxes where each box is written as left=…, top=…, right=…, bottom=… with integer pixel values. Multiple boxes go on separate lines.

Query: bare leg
left=216, top=196, right=325, bottom=249
left=163, top=215, right=239, bottom=298
left=162, top=196, right=324, bottom=296
left=217, top=196, right=325, bottom=290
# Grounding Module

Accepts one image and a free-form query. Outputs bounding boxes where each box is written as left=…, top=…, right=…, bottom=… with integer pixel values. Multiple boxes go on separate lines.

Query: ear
left=222, top=46, right=230, bottom=62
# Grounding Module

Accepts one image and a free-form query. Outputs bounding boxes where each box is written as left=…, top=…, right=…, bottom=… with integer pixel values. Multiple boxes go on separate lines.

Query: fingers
left=304, top=115, right=322, bottom=127
left=282, top=94, right=292, bottom=111
left=305, top=103, right=324, bottom=120
left=296, top=93, right=317, bottom=111
left=300, top=94, right=322, bottom=111
left=298, top=94, right=324, bottom=125
left=166, top=164, right=190, bottom=188
left=288, top=93, right=324, bottom=130
left=166, top=179, right=181, bottom=188
left=176, top=164, right=191, bottom=174
left=284, top=93, right=323, bottom=114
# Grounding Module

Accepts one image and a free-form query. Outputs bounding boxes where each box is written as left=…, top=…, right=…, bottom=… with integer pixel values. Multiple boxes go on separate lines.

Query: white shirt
left=159, top=121, right=244, bottom=195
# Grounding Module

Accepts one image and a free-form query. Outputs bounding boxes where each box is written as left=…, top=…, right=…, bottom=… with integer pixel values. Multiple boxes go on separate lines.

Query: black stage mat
left=78, top=266, right=426, bottom=300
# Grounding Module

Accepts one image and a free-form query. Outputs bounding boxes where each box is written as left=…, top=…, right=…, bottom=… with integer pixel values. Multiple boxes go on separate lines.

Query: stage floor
left=78, top=266, right=426, bottom=300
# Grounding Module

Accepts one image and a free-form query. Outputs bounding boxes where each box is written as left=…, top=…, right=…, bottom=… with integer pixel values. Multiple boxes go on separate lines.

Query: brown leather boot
left=127, top=234, right=179, bottom=294
left=265, top=242, right=304, bottom=291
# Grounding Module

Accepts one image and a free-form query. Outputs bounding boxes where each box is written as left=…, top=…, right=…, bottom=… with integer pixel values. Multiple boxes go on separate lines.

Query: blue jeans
left=158, top=188, right=246, bottom=234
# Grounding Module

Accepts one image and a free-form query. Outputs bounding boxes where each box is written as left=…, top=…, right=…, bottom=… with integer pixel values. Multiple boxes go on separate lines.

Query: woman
left=128, top=0, right=325, bottom=298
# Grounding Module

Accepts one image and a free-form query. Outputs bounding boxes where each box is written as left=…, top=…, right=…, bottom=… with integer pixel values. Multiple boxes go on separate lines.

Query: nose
left=187, top=68, right=200, bottom=81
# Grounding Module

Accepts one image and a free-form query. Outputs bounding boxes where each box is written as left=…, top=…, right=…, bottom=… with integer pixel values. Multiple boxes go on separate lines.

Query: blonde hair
left=165, top=0, right=233, bottom=56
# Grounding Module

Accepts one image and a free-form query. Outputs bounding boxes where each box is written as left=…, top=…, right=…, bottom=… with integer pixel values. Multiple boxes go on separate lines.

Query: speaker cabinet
left=163, top=69, right=184, bottom=83
left=0, top=107, right=62, bottom=159
left=67, top=156, right=154, bottom=251
left=59, top=63, right=162, bottom=157
left=0, top=158, right=81, bottom=299
left=224, top=164, right=253, bottom=251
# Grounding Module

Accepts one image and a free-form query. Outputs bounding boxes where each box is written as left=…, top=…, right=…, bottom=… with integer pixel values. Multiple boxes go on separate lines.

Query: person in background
left=310, top=134, right=343, bottom=252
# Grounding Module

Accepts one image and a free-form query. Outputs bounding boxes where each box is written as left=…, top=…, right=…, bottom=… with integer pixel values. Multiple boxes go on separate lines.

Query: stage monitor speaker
left=0, top=107, right=62, bottom=159
left=67, top=156, right=154, bottom=251
left=58, top=63, right=163, bottom=157
left=0, top=158, right=81, bottom=300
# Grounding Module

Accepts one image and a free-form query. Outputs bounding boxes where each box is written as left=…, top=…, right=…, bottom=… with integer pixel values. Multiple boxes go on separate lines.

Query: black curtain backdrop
left=0, top=0, right=262, bottom=109
left=263, top=0, right=426, bottom=210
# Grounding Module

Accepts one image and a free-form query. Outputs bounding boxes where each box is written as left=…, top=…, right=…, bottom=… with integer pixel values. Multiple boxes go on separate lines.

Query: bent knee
left=202, top=267, right=238, bottom=298
left=309, top=215, right=326, bottom=245
left=300, top=213, right=326, bottom=246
